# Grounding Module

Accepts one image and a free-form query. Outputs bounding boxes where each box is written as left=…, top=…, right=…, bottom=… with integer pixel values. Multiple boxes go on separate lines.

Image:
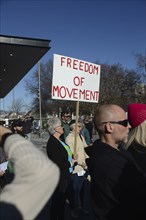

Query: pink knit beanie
left=128, top=103, right=146, bottom=128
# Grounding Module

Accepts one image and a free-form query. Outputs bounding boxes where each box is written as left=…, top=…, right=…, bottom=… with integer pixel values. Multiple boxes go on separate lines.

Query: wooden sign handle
left=74, top=101, right=79, bottom=155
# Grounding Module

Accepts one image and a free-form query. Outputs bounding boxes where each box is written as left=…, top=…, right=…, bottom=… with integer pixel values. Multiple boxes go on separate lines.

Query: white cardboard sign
left=52, top=54, right=101, bottom=103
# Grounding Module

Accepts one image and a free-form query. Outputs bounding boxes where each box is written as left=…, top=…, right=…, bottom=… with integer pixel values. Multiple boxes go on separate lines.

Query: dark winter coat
left=46, top=135, right=71, bottom=192
left=85, top=139, right=146, bottom=220
left=128, top=141, right=146, bottom=174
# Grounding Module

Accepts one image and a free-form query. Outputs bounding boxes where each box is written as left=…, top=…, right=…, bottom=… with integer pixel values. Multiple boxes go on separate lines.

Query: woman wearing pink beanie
left=126, top=103, right=146, bottom=174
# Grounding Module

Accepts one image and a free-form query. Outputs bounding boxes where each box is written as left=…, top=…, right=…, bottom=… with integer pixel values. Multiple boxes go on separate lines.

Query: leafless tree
left=96, top=62, right=142, bottom=111
left=8, top=98, right=25, bottom=116
left=25, top=58, right=145, bottom=116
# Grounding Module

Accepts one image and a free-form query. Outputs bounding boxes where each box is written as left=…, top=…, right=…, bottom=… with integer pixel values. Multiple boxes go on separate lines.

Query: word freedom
left=61, top=56, right=99, bottom=75
left=52, top=85, right=99, bottom=101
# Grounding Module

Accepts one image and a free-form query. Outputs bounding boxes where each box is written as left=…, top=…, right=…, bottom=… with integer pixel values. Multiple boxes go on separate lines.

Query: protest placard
left=52, top=54, right=101, bottom=103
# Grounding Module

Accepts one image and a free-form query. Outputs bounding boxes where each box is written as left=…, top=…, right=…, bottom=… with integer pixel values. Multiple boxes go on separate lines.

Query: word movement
left=52, top=86, right=99, bottom=101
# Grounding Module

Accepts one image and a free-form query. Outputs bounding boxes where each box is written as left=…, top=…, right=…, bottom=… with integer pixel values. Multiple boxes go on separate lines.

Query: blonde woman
left=126, top=103, right=146, bottom=174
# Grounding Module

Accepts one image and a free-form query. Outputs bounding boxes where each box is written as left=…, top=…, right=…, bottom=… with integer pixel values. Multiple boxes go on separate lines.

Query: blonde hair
left=126, top=120, right=146, bottom=148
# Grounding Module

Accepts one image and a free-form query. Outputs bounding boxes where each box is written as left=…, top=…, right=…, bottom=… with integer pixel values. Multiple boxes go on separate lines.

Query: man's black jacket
left=85, top=139, right=146, bottom=220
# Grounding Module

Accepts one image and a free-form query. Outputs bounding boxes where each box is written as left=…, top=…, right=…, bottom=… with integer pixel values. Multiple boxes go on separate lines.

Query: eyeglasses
left=102, top=119, right=129, bottom=127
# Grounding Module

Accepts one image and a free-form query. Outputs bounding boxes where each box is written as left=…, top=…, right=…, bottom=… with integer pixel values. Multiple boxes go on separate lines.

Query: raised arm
left=0, top=125, right=60, bottom=220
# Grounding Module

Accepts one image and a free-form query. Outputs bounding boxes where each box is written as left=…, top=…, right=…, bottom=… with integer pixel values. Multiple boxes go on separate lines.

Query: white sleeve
left=65, top=136, right=74, bottom=153
left=0, top=134, right=60, bottom=220
left=80, top=134, right=88, bottom=147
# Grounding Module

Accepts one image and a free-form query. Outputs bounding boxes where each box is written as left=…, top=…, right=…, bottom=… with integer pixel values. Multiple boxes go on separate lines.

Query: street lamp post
left=38, top=61, right=42, bottom=135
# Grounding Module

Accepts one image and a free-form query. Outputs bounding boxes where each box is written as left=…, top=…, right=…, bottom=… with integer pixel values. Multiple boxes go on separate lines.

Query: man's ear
left=104, top=123, right=113, bottom=133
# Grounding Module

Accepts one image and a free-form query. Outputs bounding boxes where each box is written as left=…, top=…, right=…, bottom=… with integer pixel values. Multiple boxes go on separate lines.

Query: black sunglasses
left=102, top=119, right=129, bottom=127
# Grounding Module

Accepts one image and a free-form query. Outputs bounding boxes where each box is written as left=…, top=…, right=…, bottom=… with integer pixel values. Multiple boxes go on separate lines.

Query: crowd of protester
left=0, top=103, right=146, bottom=220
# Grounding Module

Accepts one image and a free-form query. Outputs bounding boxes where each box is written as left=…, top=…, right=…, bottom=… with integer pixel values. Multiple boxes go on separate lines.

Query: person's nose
left=127, top=122, right=131, bottom=129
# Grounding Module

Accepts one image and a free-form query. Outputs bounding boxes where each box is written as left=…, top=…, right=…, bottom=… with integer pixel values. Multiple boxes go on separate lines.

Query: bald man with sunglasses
left=85, top=104, right=146, bottom=220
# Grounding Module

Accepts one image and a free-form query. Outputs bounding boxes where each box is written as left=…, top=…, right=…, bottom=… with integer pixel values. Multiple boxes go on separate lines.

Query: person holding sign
left=65, top=120, right=89, bottom=217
